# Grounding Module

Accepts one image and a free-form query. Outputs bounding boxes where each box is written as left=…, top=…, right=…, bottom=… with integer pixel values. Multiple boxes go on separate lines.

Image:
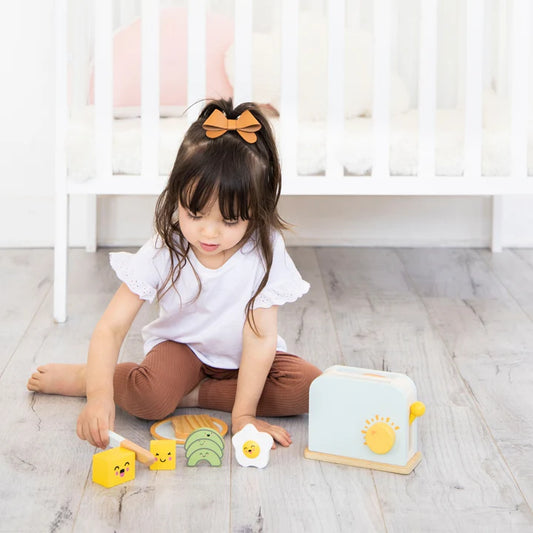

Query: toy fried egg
left=232, top=424, right=273, bottom=468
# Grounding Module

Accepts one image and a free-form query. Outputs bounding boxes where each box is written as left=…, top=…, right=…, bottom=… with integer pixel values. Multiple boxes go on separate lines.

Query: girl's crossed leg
left=114, top=340, right=322, bottom=420
left=28, top=340, right=322, bottom=421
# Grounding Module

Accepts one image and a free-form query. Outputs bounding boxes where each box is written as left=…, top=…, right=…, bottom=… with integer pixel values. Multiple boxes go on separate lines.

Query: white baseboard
left=284, top=235, right=492, bottom=248
left=2, top=194, right=533, bottom=249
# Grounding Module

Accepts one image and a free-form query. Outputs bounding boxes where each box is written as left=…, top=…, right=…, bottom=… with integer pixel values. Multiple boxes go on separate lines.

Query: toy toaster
left=304, top=365, right=425, bottom=474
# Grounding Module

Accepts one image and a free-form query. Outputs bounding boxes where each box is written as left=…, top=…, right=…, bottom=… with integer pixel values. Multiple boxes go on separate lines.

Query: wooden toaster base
left=304, top=448, right=422, bottom=475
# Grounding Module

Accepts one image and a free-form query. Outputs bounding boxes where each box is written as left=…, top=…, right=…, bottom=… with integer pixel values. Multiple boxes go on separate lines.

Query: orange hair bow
left=202, top=109, right=261, bottom=143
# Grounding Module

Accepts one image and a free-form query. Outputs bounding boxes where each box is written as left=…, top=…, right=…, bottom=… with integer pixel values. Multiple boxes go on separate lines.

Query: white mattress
left=66, top=106, right=533, bottom=181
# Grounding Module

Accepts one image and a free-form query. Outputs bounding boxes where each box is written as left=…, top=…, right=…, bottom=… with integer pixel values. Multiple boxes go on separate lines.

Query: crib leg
left=86, top=194, right=97, bottom=252
left=53, top=191, right=69, bottom=323
left=491, top=195, right=503, bottom=253
left=54, top=0, right=69, bottom=322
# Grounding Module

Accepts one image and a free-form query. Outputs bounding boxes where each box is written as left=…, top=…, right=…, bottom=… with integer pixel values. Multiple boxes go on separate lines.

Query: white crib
left=54, top=0, right=532, bottom=322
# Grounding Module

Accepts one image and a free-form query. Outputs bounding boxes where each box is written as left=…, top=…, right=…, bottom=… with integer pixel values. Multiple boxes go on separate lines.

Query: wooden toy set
left=92, top=414, right=276, bottom=487
left=93, top=366, right=425, bottom=486
left=304, top=365, right=425, bottom=474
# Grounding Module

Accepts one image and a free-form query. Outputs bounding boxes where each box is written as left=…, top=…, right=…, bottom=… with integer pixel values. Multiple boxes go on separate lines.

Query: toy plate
left=150, top=414, right=228, bottom=446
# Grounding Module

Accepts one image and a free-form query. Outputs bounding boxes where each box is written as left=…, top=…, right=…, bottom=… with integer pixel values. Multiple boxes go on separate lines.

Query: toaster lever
left=409, top=401, right=426, bottom=425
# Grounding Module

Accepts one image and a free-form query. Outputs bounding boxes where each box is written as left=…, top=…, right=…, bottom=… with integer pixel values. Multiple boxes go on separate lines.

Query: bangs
left=178, top=143, right=258, bottom=221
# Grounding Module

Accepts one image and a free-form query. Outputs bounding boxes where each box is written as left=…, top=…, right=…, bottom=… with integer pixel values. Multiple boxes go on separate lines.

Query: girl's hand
left=232, top=415, right=292, bottom=448
left=76, top=396, right=115, bottom=449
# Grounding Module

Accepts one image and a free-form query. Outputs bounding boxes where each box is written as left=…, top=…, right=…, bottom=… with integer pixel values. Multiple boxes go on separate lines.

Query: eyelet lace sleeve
left=253, top=279, right=310, bottom=309
left=109, top=237, right=165, bottom=303
left=252, top=231, right=310, bottom=309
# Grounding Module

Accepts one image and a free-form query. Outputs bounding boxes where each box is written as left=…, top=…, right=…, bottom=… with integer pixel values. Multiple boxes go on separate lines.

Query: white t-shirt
left=109, top=231, right=309, bottom=369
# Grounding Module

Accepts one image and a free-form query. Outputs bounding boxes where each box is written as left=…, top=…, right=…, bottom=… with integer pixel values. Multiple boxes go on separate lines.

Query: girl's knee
left=114, top=364, right=181, bottom=420
left=268, top=356, right=322, bottom=414
left=133, top=399, right=177, bottom=421
left=117, top=388, right=178, bottom=420
left=274, top=355, right=322, bottom=387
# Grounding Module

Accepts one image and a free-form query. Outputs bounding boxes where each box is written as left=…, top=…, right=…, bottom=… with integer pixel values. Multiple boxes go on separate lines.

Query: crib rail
left=61, top=0, right=533, bottom=197
left=66, top=0, right=532, bottom=196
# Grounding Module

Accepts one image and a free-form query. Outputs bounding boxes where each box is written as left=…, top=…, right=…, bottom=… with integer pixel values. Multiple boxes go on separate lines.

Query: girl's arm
left=77, top=283, right=144, bottom=449
left=232, top=306, right=292, bottom=447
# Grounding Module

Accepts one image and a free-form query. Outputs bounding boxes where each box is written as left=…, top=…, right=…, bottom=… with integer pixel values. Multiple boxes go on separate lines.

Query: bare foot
left=27, top=364, right=86, bottom=397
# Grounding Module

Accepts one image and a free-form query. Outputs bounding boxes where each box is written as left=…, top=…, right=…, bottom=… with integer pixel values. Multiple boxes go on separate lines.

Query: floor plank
left=0, top=249, right=52, bottom=372
left=398, top=248, right=533, bottom=528
left=479, top=248, right=533, bottom=322
left=403, top=248, right=533, bottom=509
left=0, top=287, right=102, bottom=532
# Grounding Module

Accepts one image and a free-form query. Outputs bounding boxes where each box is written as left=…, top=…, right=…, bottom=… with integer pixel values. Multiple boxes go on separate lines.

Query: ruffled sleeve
left=109, top=236, right=167, bottom=303
left=252, top=232, right=310, bottom=309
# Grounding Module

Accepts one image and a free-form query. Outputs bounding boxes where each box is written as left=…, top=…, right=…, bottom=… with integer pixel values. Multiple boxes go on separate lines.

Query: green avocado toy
left=184, top=427, right=225, bottom=467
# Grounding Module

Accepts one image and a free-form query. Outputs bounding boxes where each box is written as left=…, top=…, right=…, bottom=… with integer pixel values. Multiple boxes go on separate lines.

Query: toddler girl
left=27, top=99, right=321, bottom=449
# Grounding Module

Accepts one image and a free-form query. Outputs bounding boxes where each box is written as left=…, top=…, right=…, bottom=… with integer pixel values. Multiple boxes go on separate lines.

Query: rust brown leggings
left=113, top=340, right=322, bottom=420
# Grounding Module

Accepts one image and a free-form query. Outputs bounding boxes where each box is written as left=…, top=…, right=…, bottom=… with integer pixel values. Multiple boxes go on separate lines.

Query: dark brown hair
left=154, top=99, right=287, bottom=331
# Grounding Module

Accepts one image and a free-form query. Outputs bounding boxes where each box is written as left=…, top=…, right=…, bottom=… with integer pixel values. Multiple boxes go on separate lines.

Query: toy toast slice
left=171, top=414, right=219, bottom=441
left=150, top=413, right=228, bottom=445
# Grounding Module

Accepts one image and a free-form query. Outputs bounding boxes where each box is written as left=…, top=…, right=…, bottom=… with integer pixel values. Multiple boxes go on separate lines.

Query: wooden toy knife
left=108, top=430, right=156, bottom=466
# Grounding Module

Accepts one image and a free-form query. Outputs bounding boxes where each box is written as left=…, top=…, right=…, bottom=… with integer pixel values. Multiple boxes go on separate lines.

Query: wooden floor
left=1, top=246, right=533, bottom=532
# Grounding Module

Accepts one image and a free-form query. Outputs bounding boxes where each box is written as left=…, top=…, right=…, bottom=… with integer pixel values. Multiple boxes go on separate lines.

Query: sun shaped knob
left=365, top=422, right=396, bottom=454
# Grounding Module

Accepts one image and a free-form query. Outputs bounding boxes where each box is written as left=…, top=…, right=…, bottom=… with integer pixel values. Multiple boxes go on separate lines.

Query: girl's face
left=178, top=199, right=249, bottom=269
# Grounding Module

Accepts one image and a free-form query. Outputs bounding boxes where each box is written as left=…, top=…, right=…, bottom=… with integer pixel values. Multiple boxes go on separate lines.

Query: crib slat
left=418, top=0, right=437, bottom=177
left=94, top=0, right=113, bottom=180
left=280, top=1, right=298, bottom=182
left=141, top=0, right=160, bottom=180
left=54, top=0, right=68, bottom=323
left=495, top=0, right=508, bottom=95
left=118, top=0, right=138, bottom=23
left=509, top=0, right=530, bottom=181
left=372, top=0, right=391, bottom=179
left=233, top=0, right=253, bottom=104
left=187, top=0, right=206, bottom=122
left=464, top=0, right=484, bottom=179
left=326, top=0, right=345, bottom=180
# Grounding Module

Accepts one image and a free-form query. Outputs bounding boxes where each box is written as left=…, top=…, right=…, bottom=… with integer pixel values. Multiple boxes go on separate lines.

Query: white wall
left=1, top=0, right=532, bottom=250
left=0, top=1, right=55, bottom=247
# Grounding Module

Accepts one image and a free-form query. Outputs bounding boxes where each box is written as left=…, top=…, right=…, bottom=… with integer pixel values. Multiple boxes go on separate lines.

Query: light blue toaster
left=304, top=365, right=425, bottom=474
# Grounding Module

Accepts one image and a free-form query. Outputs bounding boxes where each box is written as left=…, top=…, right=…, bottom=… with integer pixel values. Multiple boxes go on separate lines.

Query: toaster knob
left=365, top=422, right=396, bottom=455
